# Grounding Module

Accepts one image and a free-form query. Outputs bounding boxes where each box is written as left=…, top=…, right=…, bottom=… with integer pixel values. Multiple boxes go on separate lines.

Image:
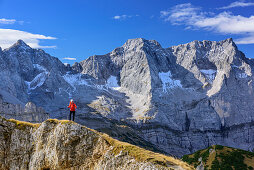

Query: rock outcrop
left=0, top=96, right=48, bottom=123
left=0, top=116, right=192, bottom=170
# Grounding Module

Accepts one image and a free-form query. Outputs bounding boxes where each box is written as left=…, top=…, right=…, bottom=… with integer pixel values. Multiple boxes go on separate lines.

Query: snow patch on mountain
left=159, top=71, right=182, bottom=92
left=63, top=73, right=88, bottom=89
left=33, top=64, right=47, bottom=72
left=31, top=73, right=48, bottom=89
left=105, top=76, right=120, bottom=90
left=25, top=64, right=49, bottom=91
left=200, top=69, right=217, bottom=82
left=238, top=73, right=248, bottom=78
left=232, top=65, right=240, bottom=68
left=25, top=73, right=48, bottom=91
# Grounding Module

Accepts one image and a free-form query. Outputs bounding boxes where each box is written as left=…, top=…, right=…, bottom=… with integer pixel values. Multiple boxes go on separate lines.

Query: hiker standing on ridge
left=68, top=99, right=77, bottom=121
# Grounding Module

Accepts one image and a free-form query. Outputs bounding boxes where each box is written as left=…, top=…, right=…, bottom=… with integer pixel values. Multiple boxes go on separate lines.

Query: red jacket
left=68, top=102, right=77, bottom=111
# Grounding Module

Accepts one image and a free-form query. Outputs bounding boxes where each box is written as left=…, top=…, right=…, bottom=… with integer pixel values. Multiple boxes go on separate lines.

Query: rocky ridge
left=0, top=116, right=192, bottom=170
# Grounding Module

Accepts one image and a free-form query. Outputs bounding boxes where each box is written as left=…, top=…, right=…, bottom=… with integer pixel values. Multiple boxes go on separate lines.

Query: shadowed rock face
left=0, top=38, right=254, bottom=157
left=0, top=117, right=192, bottom=170
left=0, top=96, right=48, bottom=122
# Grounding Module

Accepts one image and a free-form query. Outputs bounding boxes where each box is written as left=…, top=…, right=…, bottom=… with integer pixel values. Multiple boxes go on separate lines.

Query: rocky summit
left=0, top=116, right=192, bottom=170
left=0, top=38, right=254, bottom=157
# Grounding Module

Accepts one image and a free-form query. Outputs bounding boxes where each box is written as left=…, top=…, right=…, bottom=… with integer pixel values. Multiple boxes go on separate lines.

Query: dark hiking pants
left=69, top=111, right=75, bottom=121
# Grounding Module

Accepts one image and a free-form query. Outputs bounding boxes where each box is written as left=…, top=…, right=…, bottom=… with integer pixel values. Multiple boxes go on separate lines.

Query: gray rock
left=0, top=95, right=48, bottom=123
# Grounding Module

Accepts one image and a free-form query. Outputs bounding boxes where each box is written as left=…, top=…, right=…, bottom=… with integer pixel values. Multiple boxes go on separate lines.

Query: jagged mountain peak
left=168, top=37, right=244, bottom=65
left=219, top=37, right=234, bottom=44
left=5, top=39, right=32, bottom=51
left=16, top=39, right=28, bottom=46
left=201, top=37, right=234, bottom=44
left=170, top=38, right=235, bottom=49
left=122, top=38, right=162, bottom=50
left=16, top=39, right=32, bottom=48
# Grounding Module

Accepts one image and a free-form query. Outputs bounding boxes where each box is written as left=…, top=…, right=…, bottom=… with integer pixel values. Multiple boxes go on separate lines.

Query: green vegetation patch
left=182, top=145, right=254, bottom=170
left=201, top=148, right=210, bottom=163
left=214, top=148, right=254, bottom=170
left=182, top=146, right=212, bottom=167
left=215, top=145, right=224, bottom=150
left=8, top=119, right=40, bottom=130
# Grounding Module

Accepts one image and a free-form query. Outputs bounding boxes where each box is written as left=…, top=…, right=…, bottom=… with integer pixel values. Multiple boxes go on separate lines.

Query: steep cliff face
left=0, top=38, right=254, bottom=157
left=0, top=96, right=48, bottom=123
left=131, top=38, right=254, bottom=156
left=75, top=38, right=254, bottom=156
left=0, top=40, right=71, bottom=112
left=0, top=116, right=192, bottom=170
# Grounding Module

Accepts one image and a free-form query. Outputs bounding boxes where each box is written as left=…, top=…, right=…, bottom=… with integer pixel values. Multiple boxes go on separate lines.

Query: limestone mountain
left=0, top=38, right=253, bottom=157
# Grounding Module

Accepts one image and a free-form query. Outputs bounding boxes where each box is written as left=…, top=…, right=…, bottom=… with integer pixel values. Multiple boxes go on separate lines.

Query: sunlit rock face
left=0, top=38, right=254, bottom=156
left=0, top=117, right=191, bottom=170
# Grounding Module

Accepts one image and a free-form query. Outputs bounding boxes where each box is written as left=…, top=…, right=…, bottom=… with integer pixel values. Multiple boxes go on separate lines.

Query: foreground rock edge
left=0, top=116, right=193, bottom=170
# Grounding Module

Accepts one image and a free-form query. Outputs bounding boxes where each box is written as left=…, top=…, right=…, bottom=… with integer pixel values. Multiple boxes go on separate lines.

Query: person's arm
left=75, top=104, right=77, bottom=108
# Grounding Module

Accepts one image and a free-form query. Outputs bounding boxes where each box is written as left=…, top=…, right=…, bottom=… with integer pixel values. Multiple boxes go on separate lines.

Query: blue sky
left=0, top=0, right=254, bottom=65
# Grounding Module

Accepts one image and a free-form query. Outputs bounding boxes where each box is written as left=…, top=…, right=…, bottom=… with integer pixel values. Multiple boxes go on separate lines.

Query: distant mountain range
left=0, top=38, right=254, bottom=157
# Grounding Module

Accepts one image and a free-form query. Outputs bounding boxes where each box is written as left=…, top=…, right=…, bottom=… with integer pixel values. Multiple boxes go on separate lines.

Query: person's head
left=70, top=99, right=74, bottom=103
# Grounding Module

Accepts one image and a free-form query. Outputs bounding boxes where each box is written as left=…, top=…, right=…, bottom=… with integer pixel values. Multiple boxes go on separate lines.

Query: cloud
left=150, top=15, right=155, bottom=19
left=235, top=34, right=254, bottom=44
left=113, top=15, right=122, bottom=19
left=0, top=18, right=24, bottom=25
left=0, top=28, right=56, bottom=49
left=63, top=57, right=76, bottom=60
left=218, top=1, right=254, bottom=9
left=0, top=18, right=16, bottom=24
left=161, top=3, right=254, bottom=44
left=113, top=14, right=139, bottom=20
left=161, top=3, right=201, bottom=23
